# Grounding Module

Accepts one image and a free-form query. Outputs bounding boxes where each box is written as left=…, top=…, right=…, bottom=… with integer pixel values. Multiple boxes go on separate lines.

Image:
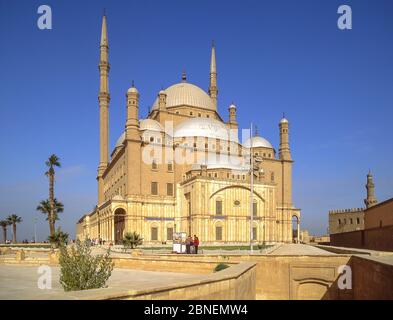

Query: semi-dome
left=139, top=119, right=164, bottom=132
left=174, top=117, right=232, bottom=140
left=114, top=119, right=165, bottom=149
left=115, top=132, right=125, bottom=148
left=152, top=82, right=214, bottom=111
left=243, top=136, right=274, bottom=149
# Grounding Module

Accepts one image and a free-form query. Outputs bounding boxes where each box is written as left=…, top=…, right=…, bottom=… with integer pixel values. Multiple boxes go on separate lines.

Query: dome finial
left=132, top=80, right=135, bottom=87
left=182, top=70, right=187, bottom=82
left=280, top=112, right=288, bottom=124
left=254, top=125, right=259, bottom=137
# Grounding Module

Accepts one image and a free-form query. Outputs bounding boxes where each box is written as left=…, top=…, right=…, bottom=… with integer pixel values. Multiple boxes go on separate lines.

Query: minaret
left=125, top=82, right=140, bottom=140
left=364, top=171, right=378, bottom=208
left=279, top=115, right=291, bottom=161
left=228, top=102, right=238, bottom=129
left=158, top=89, right=167, bottom=112
left=97, top=13, right=110, bottom=204
left=125, top=83, right=141, bottom=196
left=208, top=42, right=218, bottom=110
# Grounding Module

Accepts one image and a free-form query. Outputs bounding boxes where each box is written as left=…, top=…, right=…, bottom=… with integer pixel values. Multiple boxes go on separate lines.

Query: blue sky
left=0, top=0, right=392, bottom=241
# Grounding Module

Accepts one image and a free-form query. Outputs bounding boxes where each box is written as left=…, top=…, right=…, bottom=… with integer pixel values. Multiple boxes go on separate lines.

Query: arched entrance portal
left=114, top=208, right=126, bottom=244
left=292, top=215, right=300, bottom=243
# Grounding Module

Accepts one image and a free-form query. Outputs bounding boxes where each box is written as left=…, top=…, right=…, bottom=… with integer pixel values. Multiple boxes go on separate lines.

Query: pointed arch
left=209, top=185, right=266, bottom=202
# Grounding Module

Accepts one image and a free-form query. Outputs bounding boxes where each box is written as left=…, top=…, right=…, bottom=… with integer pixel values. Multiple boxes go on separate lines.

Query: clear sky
left=0, top=0, right=392, bottom=241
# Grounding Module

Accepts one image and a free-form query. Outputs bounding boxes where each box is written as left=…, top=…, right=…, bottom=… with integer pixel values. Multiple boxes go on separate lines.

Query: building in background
left=76, top=15, right=301, bottom=245
left=329, top=172, right=393, bottom=251
left=329, top=171, right=378, bottom=236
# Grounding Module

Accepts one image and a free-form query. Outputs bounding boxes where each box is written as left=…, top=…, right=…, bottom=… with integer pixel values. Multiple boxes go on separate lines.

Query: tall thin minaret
left=97, top=13, right=110, bottom=204
left=209, top=42, right=218, bottom=110
left=279, top=115, right=291, bottom=161
left=364, top=171, right=378, bottom=209
left=125, top=82, right=141, bottom=196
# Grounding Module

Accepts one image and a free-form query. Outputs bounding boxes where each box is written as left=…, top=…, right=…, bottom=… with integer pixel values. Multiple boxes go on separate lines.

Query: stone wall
left=120, top=253, right=353, bottom=300
left=112, top=256, right=234, bottom=274
left=227, top=255, right=352, bottom=300
left=330, top=225, right=393, bottom=252
left=352, top=255, right=393, bottom=299
left=119, top=262, right=256, bottom=300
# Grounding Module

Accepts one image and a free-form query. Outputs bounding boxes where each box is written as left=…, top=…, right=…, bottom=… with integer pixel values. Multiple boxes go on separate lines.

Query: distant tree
left=122, top=231, right=143, bottom=251
left=7, top=214, right=22, bottom=243
left=0, top=220, right=12, bottom=243
left=36, top=198, right=64, bottom=224
left=45, top=154, right=61, bottom=237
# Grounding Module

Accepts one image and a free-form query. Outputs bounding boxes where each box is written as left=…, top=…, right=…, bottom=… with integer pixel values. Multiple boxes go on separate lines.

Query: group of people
left=185, top=235, right=199, bottom=254
left=86, top=238, right=106, bottom=246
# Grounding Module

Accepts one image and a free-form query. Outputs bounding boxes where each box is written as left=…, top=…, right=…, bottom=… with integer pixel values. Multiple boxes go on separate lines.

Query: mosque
left=76, top=15, right=301, bottom=245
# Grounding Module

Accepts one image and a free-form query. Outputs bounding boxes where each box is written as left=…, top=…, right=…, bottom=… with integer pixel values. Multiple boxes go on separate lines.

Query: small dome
left=243, top=136, right=274, bottom=149
left=127, top=86, right=138, bottom=94
left=174, top=117, right=234, bottom=141
left=229, top=103, right=236, bottom=109
left=280, top=117, right=288, bottom=124
left=152, top=82, right=214, bottom=111
left=139, top=119, right=164, bottom=132
left=115, top=132, right=125, bottom=148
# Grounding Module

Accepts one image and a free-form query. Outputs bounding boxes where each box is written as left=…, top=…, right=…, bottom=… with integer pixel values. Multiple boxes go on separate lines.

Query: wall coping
left=316, top=244, right=393, bottom=257
left=35, top=261, right=256, bottom=300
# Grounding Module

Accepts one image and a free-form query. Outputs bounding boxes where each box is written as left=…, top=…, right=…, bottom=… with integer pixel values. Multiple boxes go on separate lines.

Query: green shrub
left=59, top=239, right=114, bottom=292
left=213, top=263, right=230, bottom=272
left=122, top=231, right=143, bottom=251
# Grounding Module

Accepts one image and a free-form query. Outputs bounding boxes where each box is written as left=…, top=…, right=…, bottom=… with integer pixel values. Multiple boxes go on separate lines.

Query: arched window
left=216, top=225, right=223, bottom=241
left=252, top=226, right=257, bottom=240
left=216, top=199, right=223, bottom=215
left=166, top=226, right=173, bottom=241
left=151, top=226, right=158, bottom=241
left=253, top=202, right=258, bottom=217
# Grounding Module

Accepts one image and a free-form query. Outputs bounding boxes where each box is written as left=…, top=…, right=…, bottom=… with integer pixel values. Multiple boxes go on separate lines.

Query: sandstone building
left=76, top=15, right=301, bottom=244
left=329, top=171, right=377, bottom=235
left=329, top=172, right=393, bottom=251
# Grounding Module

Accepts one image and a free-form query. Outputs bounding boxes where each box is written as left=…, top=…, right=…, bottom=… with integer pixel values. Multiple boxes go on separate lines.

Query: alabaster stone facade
left=76, top=15, right=301, bottom=244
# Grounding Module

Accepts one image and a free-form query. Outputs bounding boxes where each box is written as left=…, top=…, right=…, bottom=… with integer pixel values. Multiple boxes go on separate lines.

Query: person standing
left=186, top=235, right=191, bottom=254
left=193, top=235, right=199, bottom=254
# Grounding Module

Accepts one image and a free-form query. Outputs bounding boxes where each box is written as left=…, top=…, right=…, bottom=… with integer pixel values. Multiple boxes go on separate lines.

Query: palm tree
left=45, top=154, right=61, bottom=237
left=48, top=227, right=69, bottom=248
left=7, top=214, right=22, bottom=243
left=122, top=231, right=143, bottom=250
left=36, top=198, right=64, bottom=225
left=0, top=220, right=11, bottom=243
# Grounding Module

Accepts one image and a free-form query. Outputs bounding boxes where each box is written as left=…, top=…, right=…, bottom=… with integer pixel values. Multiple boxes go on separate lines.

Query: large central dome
left=174, top=117, right=237, bottom=141
left=152, top=82, right=215, bottom=111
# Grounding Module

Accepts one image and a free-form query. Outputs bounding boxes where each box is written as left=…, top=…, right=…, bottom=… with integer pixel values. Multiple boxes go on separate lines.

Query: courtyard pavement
left=0, top=265, right=205, bottom=300
left=268, top=244, right=334, bottom=255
